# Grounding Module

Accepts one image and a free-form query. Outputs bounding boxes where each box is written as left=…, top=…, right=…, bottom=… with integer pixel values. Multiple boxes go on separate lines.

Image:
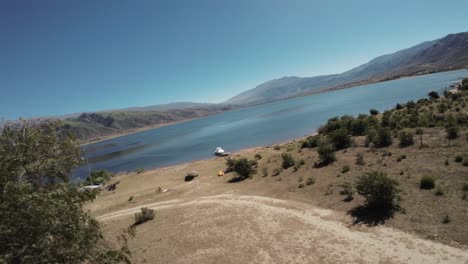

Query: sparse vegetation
left=305, top=177, right=315, bottom=185
left=341, top=165, right=350, bottom=173
left=435, top=186, right=444, bottom=196
left=355, top=153, right=365, bottom=166
left=339, top=182, right=355, bottom=201
left=455, top=155, right=463, bottom=163
left=254, top=153, right=262, bottom=160
left=420, top=176, right=435, bottom=190
left=281, top=153, right=295, bottom=169
left=134, top=207, right=155, bottom=226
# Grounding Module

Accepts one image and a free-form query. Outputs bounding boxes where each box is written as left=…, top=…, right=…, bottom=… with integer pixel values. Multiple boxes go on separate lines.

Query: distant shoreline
left=80, top=117, right=201, bottom=146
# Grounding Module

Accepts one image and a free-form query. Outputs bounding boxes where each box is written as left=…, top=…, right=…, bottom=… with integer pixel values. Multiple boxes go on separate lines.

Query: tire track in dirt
left=96, top=194, right=468, bottom=264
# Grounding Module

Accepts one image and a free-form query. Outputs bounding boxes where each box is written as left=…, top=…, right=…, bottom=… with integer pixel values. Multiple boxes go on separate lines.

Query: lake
left=74, top=69, right=468, bottom=179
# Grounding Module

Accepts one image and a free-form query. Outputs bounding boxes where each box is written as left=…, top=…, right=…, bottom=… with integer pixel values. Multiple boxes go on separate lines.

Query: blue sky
left=1, top=0, right=467, bottom=119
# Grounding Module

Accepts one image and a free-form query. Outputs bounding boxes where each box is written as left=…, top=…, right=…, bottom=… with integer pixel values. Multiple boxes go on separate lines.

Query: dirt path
left=98, top=194, right=468, bottom=264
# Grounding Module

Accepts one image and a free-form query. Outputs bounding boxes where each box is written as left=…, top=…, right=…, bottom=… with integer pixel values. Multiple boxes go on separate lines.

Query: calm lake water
left=74, top=69, right=468, bottom=179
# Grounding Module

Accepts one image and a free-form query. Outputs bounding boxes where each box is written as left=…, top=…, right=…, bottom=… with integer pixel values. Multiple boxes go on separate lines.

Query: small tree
left=398, top=130, right=414, bottom=147
left=446, top=126, right=458, bottom=146
left=233, top=158, right=256, bottom=180
left=281, top=153, right=295, bottom=169
left=367, top=127, right=393, bottom=148
left=0, top=120, right=131, bottom=263
left=356, top=171, right=400, bottom=209
left=369, top=109, right=380, bottom=115
left=317, top=142, right=336, bottom=166
left=428, top=91, right=440, bottom=100
left=415, top=128, right=423, bottom=149
left=328, top=128, right=352, bottom=150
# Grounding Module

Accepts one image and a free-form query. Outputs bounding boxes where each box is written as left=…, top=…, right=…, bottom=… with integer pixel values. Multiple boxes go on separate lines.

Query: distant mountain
left=63, top=105, right=231, bottom=142
left=225, top=32, right=468, bottom=106
left=111, top=102, right=216, bottom=112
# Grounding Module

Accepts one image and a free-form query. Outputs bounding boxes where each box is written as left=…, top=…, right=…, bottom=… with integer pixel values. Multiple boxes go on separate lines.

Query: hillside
left=89, top=84, right=468, bottom=263
left=225, top=32, right=468, bottom=105
left=63, top=105, right=231, bottom=143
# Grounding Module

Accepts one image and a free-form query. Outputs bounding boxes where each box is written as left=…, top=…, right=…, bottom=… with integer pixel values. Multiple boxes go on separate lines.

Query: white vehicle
left=214, top=147, right=230, bottom=156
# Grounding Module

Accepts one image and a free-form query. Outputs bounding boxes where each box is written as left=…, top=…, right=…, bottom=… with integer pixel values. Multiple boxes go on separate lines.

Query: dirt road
left=97, top=194, right=468, bottom=264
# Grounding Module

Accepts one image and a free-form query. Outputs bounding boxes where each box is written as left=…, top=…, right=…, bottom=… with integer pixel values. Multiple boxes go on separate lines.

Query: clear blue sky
left=1, top=0, right=467, bottom=120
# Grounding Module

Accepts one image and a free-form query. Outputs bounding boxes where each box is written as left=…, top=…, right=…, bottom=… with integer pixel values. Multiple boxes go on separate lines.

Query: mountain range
left=224, top=31, right=468, bottom=105
left=63, top=31, right=468, bottom=142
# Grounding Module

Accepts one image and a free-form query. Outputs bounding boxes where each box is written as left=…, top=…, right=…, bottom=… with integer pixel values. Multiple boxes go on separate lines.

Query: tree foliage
left=0, top=120, right=130, bottom=263
left=356, top=171, right=400, bottom=209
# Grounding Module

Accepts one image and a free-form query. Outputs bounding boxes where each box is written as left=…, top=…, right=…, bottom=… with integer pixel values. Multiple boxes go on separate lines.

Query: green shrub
left=420, top=176, right=435, bottom=190
left=398, top=130, right=414, bottom=147
left=356, top=171, right=400, bottom=209
left=444, top=159, right=449, bottom=166
left=455, top=155, right=463, bottom=162
left=233, top=158, right=256, bottom=179
left=463, top=160, right=468, bottom=167
left=128, top=196, right=134, bottom=202
left=281, top=153, right=295, bottom=169
left=85, top=170, right=113, bottom=185
left=262, top=167, right=268, bottom=177
left=274, top=145, right=281, bottom=151
left=341, top=165, right=350, bottom=173
left=254, top=153, right=262, bottom=160
left=134, top=207, right=155, bottom=226
left=369, top=109, right=380, bottom=115
left=301, top=136, right=321, bottom=149
left=316, top=142, right=336, bottom=166
left=428, top=91, right=440, bottom=100
left=328, top=128, right=352, bottom=150
left=367, top=127, right=393, bottom=148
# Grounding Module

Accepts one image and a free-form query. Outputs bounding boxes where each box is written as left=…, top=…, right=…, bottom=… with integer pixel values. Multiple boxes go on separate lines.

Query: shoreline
left=79, top=69, right=466, bottom=147
left=108, top=131, right=319, bottom=178
left=79, top=117, right=202, bottom=146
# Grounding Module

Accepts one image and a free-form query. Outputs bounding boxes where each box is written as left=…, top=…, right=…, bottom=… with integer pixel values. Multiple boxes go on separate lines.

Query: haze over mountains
left=62, top=31, right=468, bottom=142
left=225, top=31, right=468, bottom=105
